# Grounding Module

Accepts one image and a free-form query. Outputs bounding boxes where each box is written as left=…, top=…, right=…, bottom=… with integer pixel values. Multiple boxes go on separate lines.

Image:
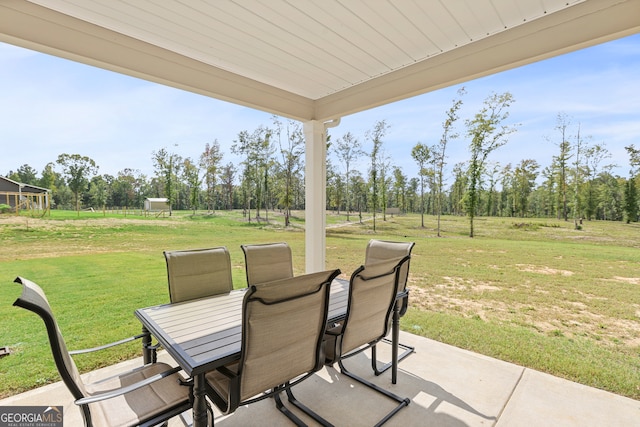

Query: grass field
left=1, top=210, right=639, bottom=399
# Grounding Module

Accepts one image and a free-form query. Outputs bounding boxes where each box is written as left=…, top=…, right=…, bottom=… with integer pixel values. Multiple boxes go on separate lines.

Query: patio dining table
left=135, top=278, right=350, bottom=427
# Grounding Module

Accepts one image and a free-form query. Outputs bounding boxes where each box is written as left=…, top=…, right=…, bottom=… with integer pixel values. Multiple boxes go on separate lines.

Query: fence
left=0, top=191, right=50, bottom=216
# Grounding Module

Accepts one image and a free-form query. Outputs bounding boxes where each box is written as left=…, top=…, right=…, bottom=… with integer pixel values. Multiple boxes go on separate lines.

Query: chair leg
left=273, top=382, right=334, bottom=427
left=371, top=339, right=415, bottom=376
left=372, top=305, right=415, bottom=383
left=284, top=387, right=334, bottom=427
left=274, top=391, right=308, bottom=427
left=339, top=359, right=410, bottom=427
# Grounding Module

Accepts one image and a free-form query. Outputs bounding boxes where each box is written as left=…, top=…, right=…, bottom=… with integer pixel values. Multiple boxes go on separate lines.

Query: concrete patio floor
left=1, top=331, right=638, bottom=426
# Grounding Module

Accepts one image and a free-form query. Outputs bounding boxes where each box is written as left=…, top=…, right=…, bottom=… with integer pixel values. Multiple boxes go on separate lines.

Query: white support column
left=303, top=118, right=341, bottom=273
left=304, top=120, right=327, bottom=273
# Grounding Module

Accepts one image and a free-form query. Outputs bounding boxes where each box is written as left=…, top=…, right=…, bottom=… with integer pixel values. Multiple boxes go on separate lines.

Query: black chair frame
left=316, top=258, right=411, bottom=427
left=12, top=277, right=192, bottom=427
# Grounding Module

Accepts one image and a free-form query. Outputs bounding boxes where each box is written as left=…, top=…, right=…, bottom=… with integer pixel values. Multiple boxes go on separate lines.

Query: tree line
left=5, top=91, right=640, bottom=235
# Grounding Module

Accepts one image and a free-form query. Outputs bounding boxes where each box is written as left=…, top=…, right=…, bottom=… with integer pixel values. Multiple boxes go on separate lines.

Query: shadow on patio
left=2, top=331, right=638, bottom=426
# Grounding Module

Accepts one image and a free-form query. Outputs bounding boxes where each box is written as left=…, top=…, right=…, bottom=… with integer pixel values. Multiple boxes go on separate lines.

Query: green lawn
left=1, top=210, right=639, bottom=399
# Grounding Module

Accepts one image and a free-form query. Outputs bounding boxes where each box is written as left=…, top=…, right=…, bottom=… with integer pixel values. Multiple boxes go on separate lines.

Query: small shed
left=144, top=198, right=170, bottom=213
left=0, top=176, right=50, bottom=214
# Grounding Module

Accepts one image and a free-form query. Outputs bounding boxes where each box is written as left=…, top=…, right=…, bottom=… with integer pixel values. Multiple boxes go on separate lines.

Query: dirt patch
left=515, top=264, right=574, bottom=276
left=0, top=215, right=177, bottom=229
left=611, top=276, right=640, bottom=285
left=409, top=279, right=640, bottom=347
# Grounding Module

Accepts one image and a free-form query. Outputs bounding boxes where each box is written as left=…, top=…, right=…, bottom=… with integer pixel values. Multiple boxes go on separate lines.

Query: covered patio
left=2, top=331, right=638, bottom=426
left=1, top=0, right=639, bottom=272
left=1, top=2, right=640, bottom=426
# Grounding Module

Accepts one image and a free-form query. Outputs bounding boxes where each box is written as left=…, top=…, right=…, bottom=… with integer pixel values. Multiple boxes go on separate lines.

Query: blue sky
left=1, top=33, right=639, bottom=184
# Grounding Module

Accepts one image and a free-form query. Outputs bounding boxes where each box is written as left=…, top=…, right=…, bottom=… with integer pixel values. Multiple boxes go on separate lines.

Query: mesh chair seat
left=164, top=246, right=234, bottom=303
left=241, top=242, right=293, bottom=286
left=12, top=277, right=191, bottom=427
left=365, top=239, right=416, bottom=382
left=324, top=256, right=412, bottom=426
left=205, top=268, right=340, bottom=426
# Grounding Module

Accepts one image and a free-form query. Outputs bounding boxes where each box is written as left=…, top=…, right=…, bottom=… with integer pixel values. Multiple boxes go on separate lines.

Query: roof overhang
left=0, top=1, right=638, bottom=123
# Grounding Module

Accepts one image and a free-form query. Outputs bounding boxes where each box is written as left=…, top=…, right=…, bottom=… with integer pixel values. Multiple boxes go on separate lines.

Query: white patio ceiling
left=1, top=0, right=639, bottom=123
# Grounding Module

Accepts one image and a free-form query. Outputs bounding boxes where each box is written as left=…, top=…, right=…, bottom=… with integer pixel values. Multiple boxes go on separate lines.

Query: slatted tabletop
left=135, top=278, right=349, bottom=376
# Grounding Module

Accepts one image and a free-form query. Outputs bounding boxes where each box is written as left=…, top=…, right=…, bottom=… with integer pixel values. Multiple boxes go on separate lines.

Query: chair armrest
left=69, top=332, right=150, bottom=355
left=325, top=323, right=343, bottom=336
left=74, top=366, right=183, bottom=405
left=396, top=289, right=409, bottom=317
left=216, top=365, right=238, bottom=379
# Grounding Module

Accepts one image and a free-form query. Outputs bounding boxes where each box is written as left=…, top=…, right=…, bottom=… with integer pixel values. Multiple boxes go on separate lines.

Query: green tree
left=273, top=117, right=304, bottom=226
left=450, top=162, right=467, bottom=216
left=232, top=127, right=272, bottom=222
left=379, top=153, right=391, bottom=221
left=433, top=88, right=464, bottom=236
left=12, top=164, right=38, bottom=185
left=366, top=120, right=388, bottom=232
left=623, top=145, right=640, bottom=223
left=553, top=113, right=573, bottom=221
left=200, top=140, right=223, bottom=213
left=349, top=171, right=367, bottom=223
left=56, top=153, right=99, bottom=215
left=89, top=175, right=108, bottom=215
left=624, top=178, right=638, bottom=223
left=182, top=158, right=201, bottom=214
left=39, top=162, right=60, bottom=200
left=484, top=162, right=501, bottom=216
left=512, top=159, right=540, bottom=217
left=392, top=166, right=407, bottom=213
left=334, top=131, right=363, bottom=222
left=465, top=92, right=516, bottom=237
left=152, top=147, right=182, bottom=215
left=583, top=144, right=613, bottom=220
left=220, top=163, right=235, bottom=210
left=411, top=143, right=431, bottom=228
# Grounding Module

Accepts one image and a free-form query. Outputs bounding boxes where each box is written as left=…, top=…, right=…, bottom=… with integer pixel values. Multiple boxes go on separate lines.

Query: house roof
left=0, top=176, right=50, bottom=193
left=1, top=0, right=638, bottom=123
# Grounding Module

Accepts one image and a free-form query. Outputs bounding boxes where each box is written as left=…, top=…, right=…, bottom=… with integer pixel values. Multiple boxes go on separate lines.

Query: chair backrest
left=241, top=242, right=293, bottom=287
left=12, top=277, right=89, bottom=401
left=164, top=246, right=233, bottom=303
left=340, top=256, right=410, bottom=355
left=237, top=268, right=340, bottom=402
left=365, top=239, right=415, bottom=291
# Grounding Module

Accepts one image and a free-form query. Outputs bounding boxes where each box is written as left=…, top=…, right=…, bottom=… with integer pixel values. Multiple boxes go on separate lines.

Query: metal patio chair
left=12, top=276, right=192, bottom=427
left=365, top=239, right=416, bottom=382
left=164, top=246, right=234, bottom=303
left=240, top=242, right=293, bottom=286
left=323, top=256, right=412, bottom=426
left=205, top=268, right=341, bottom=426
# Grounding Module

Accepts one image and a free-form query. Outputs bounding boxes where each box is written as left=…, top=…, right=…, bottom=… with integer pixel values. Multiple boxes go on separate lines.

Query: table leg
left=141, top=326, right=152, bottom=365
left=193, top=373, right=210, bottom=427
left=391, top=304, right=400, bottom=384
